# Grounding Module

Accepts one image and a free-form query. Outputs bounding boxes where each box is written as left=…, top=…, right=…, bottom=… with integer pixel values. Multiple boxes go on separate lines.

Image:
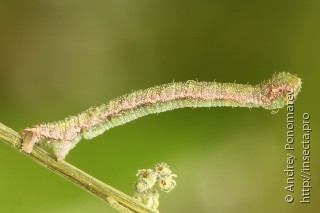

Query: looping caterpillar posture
left=134, top=163, right=177, bottom=209
left=21, top=72, right=302, bottom=160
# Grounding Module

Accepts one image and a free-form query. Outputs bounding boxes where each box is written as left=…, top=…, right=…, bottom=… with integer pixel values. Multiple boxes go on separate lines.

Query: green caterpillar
left=22, top=72, right=302, bottom=160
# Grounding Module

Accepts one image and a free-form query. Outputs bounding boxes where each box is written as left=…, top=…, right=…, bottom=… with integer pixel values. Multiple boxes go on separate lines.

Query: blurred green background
left=0, top=1, right=319, bottom=212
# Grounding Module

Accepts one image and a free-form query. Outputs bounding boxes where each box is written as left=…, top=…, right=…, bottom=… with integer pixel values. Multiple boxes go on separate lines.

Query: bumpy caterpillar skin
left=22, top=72, right=302, bottom=160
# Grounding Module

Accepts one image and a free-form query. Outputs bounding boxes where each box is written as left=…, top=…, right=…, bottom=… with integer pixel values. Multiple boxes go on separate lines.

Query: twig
left=0, top=122, right=158, bottom=213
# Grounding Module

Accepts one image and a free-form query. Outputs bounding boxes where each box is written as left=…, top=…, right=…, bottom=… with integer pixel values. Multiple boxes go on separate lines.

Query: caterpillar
left=22, top=72, right=302, bottom=160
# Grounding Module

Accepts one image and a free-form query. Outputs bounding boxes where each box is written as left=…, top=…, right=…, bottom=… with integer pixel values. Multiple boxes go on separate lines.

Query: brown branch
left=0, top=122, right=158, bottom=213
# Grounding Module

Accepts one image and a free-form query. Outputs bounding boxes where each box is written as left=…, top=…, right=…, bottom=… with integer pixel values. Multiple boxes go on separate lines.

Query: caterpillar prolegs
left=22, top=72, right=302, bottom=160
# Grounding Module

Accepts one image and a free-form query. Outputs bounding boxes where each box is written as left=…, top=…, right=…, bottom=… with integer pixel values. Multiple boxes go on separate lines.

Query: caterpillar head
left=263, top=72, right=302, bottom=110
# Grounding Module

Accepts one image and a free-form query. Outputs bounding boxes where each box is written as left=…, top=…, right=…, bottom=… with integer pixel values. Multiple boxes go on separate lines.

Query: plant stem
left=0, top=122, right=158, bottom=213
